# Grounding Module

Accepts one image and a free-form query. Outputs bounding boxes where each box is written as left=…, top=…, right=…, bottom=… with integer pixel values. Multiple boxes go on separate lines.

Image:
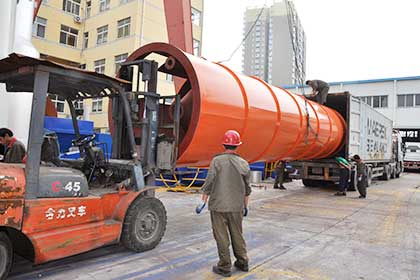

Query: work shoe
left=212, top=266, right=232, bottom=277
left=274, top=184, right=287, bottom=190
left=234, top=261, right=249, bottom=272
left=359, top=195, right=366, bottom=199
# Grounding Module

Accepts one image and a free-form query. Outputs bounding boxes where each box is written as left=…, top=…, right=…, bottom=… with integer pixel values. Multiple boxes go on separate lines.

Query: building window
left=62, top=0, right=81, bottom=15
left=360, top=96, right=372, bottom=106
left=360, top=95, right=388, bottom=108
left=115, top=53, right=128, bottom=75
left=83, top=32, right=89, bottom=49
left=380, top=95, right=388, bottom=108
left=49, top=94, right=65, bottom=113
left=79, top=64, right=86, bottom=70
left=407, top=94, right=414, bottom=107
left=59, top=25, right=78, bottom=47
left=96, top=25, right=108, bottom=45
left=372, top=96, right=380, bottom=108
left=397, top=95, right=405, bottom=107
left=99, top=0, right=110, bottom=12
left=191, top=8, right=201, bottom=26
left=86, top=1, right=91, bottom=17
left=73, top=100, right=84, bottom=110
left=94, top=59, right=106, bottom=73
left=33, top=17, right=47, bottom=38
left=193, top=39, right=200, bottom=56
left=92, top=98, right=103, bottom=113
left=398, top=94, right=420, bottom=108
left=117, top=17, right=131, bottom=38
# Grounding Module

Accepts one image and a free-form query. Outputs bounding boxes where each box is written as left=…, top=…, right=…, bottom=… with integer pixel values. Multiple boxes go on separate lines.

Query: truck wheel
left=396, top=163, right=402, bottom=178
left=366, top=167, right=372, bottom=187
left=381, top=165, right=391, bottom=181
left=302, top=179, right=318, bottom=187
left=0, top=232, right=12, bottom=280
left=348, top=170, right=357, bottom=191
left=122, top=196, right=167, bottom=252
left=390, top=166, right=396, bottom=179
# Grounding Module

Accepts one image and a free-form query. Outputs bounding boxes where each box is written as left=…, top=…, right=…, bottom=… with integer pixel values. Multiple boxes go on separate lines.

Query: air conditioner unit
left=73, top=16, right=82, bottom=23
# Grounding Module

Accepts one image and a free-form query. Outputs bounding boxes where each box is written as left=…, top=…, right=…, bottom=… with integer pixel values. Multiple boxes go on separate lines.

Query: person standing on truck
left=305, top=80, right=330, bottom=105
left=335, top=156, right=351, bottom=196
left=200, top=130, right=251, bottom=277
left=273, top=161, right=287, bottom=190
left=352, top=155, right=367, bottom=198
left=0, top=128, right=26, bottom=163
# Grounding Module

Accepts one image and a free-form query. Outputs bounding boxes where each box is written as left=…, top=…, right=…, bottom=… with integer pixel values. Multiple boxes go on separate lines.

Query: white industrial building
left=285, top=76, right=420, bottom=142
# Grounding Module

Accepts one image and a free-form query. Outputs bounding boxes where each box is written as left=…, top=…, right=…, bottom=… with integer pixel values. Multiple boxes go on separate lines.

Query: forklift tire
left=0, top=232, right=12, bottom=280
left=122, top=196, right=167, bottom=253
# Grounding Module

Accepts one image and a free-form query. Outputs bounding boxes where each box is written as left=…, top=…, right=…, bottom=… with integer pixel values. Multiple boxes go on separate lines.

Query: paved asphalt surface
left=9, top=172, right=420, bottom=280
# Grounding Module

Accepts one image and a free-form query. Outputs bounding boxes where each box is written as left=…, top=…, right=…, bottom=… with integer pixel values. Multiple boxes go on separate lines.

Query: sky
left=201, top=0, right=420, bottom=84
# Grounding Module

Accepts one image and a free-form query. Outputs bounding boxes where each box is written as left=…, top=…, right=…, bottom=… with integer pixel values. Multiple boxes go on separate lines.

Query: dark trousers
left=274, top=164, right=285, bottom=187
left=339, top=168, right=349, bottom=192
left=210, top=211, right=248, bottom=271
left=357, top=176, right=367, bottom=197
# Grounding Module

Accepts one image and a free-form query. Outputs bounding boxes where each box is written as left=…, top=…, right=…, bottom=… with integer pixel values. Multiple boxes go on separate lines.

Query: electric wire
left=285, top=0, right=318, bottom=143
left=218, top=2, right=268, bottom=63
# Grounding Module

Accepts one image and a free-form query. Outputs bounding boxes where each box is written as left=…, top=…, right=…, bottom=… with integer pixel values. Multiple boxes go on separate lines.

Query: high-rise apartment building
left=33, top=0, right=204, bottom=132
left=242, top=0, right=305, bottom=86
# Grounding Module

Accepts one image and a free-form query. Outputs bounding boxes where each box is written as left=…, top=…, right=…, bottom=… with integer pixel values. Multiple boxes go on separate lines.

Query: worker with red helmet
left=200, top=130, right=251, bottom=277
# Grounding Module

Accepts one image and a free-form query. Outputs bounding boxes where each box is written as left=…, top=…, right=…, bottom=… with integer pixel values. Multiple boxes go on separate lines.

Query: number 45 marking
left=64, top=182, right=81, bottom=192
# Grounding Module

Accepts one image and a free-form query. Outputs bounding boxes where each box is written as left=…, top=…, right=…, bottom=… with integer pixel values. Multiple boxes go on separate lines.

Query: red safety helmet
left=222, top=130, right=242, bottom=146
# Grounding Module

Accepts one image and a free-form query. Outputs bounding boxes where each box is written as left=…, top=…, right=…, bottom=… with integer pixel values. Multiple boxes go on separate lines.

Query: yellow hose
left=157, top=167, right=202, bottom=193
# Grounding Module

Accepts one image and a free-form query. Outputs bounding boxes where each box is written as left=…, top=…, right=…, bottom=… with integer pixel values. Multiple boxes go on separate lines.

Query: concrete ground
left=9, top=172, right=420, bottom=280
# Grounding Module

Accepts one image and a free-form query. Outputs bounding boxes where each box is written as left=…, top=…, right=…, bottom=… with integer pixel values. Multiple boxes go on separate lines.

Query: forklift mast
left=113, top=59, right=181, bottom=186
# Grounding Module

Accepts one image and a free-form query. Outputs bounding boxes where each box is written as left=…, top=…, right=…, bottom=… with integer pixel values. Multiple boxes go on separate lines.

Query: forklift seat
left=41, top=130, right=62, bottom=167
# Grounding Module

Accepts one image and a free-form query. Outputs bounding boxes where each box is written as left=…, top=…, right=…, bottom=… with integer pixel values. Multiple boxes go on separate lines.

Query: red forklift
left=0, top=54, right=181, bottom=279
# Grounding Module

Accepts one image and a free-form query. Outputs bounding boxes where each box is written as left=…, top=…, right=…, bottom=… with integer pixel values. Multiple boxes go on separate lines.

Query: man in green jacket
left=201, top=130, right=251, bottom=277
left=0, top=128, right=26, bottom=163
left=352, top=154, right=367, bottom=198
left=335, top=156, right=351, bottom=196
left=273, top=161, right=287, bottom=190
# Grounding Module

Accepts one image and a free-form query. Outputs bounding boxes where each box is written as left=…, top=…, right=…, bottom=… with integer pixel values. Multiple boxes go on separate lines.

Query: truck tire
left=366, top=167, right=372, bottom=187
left=390, top=166, right=396, bottom=179
left=381, top=165, right=391, bottom=181
left=0, top=232, right=12, bottom=280
left=302, top=179, right=322, bottom=187
left=122, top=196, right=167, bottom=253
left=348, top=170, right=357, bottom=191
left=396, top=163, right=402, bottom=178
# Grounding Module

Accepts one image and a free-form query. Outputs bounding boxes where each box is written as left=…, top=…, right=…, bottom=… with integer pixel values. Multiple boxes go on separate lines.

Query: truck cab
left=404, top=142, right=420, bottom=170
